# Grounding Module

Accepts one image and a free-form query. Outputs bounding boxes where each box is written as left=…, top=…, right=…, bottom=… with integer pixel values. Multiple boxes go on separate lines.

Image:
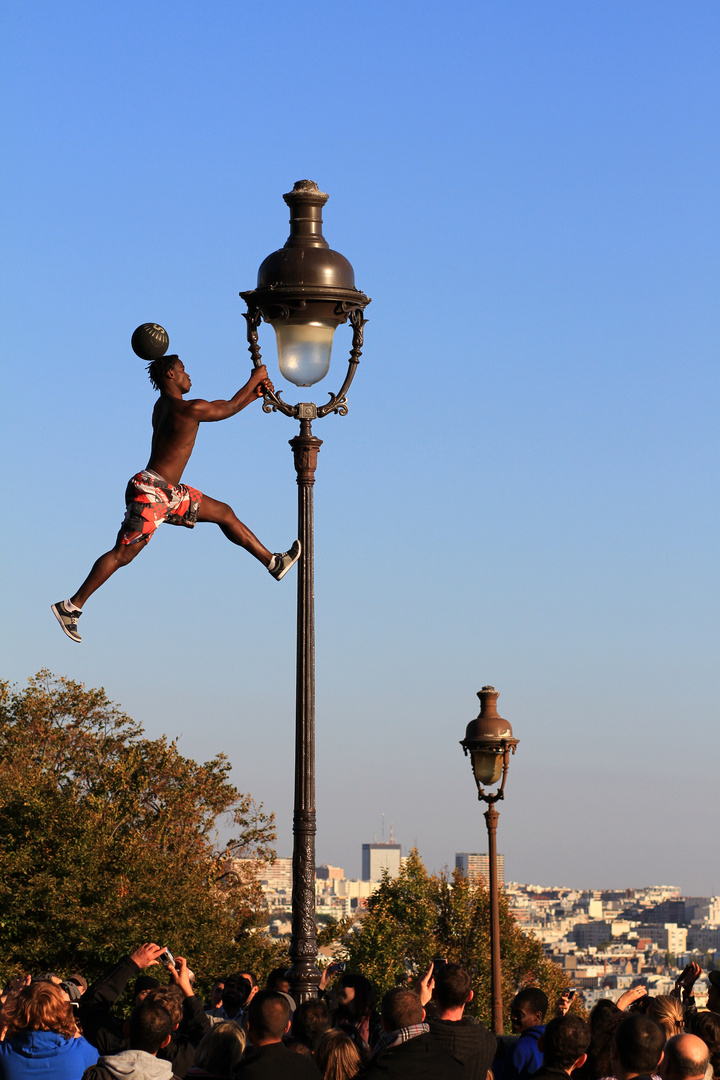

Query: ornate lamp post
left=460, top=685, right=519, bottom=1035
left=240, top=181, right=370, bottom=1003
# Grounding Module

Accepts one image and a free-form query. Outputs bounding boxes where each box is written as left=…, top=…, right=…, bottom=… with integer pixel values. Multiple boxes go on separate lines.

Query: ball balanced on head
left=131, top=323, right=169, bottom=361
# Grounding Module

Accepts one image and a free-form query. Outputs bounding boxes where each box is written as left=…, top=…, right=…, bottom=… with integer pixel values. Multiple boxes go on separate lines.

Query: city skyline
left=2, top=1, right=719, bottom=895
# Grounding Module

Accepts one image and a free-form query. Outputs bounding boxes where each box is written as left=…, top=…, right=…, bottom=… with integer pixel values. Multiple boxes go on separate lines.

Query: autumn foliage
left=0, top=671, right=283, bottom=990
left=322, top=849, right=570, bottom=1032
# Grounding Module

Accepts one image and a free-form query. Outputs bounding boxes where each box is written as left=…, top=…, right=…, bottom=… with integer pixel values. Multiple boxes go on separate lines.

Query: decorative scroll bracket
left=242, top=304, right=368, bottom=422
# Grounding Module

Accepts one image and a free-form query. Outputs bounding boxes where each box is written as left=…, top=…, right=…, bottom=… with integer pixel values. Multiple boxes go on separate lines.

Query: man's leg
left=70, top=535, right=149, bottom=608
left=197, top=495, right=272, bottom=566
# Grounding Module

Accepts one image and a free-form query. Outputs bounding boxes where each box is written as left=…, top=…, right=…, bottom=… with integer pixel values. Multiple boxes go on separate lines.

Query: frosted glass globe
left=275, top=321, right=336, bottom=387
left=471, top=749, right=503, bottom=786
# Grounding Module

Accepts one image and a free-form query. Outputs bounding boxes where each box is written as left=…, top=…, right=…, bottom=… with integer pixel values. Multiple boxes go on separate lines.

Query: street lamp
left=460, top=685, right=519, bottom=1035
left=240, top=181, right=370, bottom=1003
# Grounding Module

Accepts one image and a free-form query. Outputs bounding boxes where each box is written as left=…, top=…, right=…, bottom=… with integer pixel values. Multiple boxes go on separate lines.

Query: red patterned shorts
left=119, top=470, right=203, bottom=545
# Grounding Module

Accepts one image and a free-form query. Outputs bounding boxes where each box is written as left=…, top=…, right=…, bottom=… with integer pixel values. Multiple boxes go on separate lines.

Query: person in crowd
left=359, top=987, right=464, bottom=1080
left=331, top=975, right=382, bottom=1052
left=236, top=991, right=321, bottom=1078
left=209, top=977, right=252, bottom=1026
left=0, top=981, right=98, bottom=1080
left=657, top=1035, right=709, bottom=1080
left=185, top=1021, right=245, bottom=1079
left=238, top=976, right=259, bottom=1013
left=290, top=1001, right=332, bottom=1053
left=609, top=1015, right=665, bottom=1080
left=81, top=998, right=174, bottom=1080
left=690, top=1013, right=720, bottom=1079
left=205, top=982, right=226, bottom=1021
left=575, top=1007, right=623, bottom=1080
left=265, top=972, right=290, bottom=996
left=536, top=1015, right=591, bottom=1080
left=646, top=998, right=684, bottom=1043
left=707, top=975, right=720, bottom=1018
left=495, top=989, right=549, bottom=1080
left=424, top=963, right=496, bottom=1080
left=78, top=943, right=209, bottom=1077
left=314, top=1030, right=361, bottom=1080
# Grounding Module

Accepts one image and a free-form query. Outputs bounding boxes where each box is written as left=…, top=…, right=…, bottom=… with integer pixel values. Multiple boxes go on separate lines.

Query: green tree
left=0, top=671, right=285, bottom=991
left=323, top=850, right=569, bottom=1032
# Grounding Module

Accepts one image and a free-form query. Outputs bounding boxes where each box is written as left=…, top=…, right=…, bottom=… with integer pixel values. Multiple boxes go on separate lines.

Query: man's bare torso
left=146, top=395, right=199, bottom=487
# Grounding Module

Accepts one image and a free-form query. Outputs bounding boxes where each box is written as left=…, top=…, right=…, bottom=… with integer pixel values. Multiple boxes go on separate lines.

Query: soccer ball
left=131, top=323, right=170, bottom=361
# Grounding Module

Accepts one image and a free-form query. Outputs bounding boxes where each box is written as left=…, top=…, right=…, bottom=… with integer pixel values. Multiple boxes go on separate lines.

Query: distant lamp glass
left=471, top=750, right=503, bottom=787
left=274, top=320, right=336, bottom=387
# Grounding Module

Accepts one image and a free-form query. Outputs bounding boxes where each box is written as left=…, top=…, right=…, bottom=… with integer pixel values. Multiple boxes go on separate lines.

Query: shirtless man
left=52, top=353, right=300, bottom=642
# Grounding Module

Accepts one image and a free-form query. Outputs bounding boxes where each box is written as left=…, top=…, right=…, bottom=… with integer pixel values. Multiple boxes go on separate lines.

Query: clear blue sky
left=2, top=1, right=719, bottom=895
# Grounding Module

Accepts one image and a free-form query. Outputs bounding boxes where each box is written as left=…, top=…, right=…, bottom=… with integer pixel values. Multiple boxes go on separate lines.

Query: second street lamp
left=460, top=685, right=519, bottom=1035
left=240, top=180, right=370, bottom=1004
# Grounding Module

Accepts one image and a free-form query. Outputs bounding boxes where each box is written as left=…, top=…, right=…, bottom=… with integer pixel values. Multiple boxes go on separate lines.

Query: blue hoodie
left=495, top=1026, right=545, bottom=1080
left=0, top=1030, right=98, bottom=1080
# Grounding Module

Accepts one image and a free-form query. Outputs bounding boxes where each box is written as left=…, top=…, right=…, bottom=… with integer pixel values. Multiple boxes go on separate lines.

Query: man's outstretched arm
left=183, top=366, right=273, bottom=422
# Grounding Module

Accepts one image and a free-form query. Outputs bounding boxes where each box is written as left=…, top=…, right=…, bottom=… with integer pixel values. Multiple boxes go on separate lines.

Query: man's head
left=510, top=988, right=549, bottom=1034
left=541, top=1015, right=591, bottom=1074
left=128, top=998, right=174, bottom=1055
left=659, top=1034, right=710, bottom=1080
left=239, top=971, right=259, bottom=1007
left=611, top=1015, right=666, bottom=1079
left=145, top=986, right=183, bottom=1029
left=707, top=971, right=720, bottom=1016
left=246, top=990, right=291, bottom=1046
left=434, top=963, right=473, bottom=1013
left=209, top=979, right=225, bottom=1008
left=134, top=975, right=161, bottom=1006
left=381, top=988, right=424, bottom=1033
left=147, top=355, right=190, bottom=394
left=290, top=1000, right=331, bottom=1050
left=266, top=967, right=291, bottom=995
left=221, top=975, right=253, bottom=1019
left=335, top=972, right=376, bottom=1024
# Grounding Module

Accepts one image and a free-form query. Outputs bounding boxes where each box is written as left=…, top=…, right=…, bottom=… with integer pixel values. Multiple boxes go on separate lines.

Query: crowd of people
left=0, top=945, right=718, bottom=1080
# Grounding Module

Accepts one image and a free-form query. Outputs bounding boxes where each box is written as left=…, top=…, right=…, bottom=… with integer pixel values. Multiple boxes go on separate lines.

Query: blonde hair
left=647, top=995, right=684, bottom=1041
left=315, top=1029, right=362, bottom=1080
left=3, top=982, right=78, bottom=1040
left=193, top=1021, right=246, bottom=1078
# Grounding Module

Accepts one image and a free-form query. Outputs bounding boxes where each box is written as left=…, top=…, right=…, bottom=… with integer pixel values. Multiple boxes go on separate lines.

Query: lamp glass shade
left=274, top=320, right=336, bottom=387
left=471, top=749, right=503, bottom=787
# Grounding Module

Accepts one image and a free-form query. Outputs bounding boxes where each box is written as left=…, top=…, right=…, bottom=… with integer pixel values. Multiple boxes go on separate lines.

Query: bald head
left=659, top=1035, right=710, bottom=1080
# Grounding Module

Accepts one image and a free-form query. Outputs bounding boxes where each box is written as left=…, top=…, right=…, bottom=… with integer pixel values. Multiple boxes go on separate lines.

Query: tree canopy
left=0, top=671, right=284, bottom=990
left=322, top=849, right=570, bottom=1031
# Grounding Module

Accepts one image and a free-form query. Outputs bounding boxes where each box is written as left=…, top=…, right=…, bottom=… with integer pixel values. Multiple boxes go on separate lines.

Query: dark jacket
left=79, top=956, right=210, bottom=1079
left=0, top=1031, right=98, bottom=1080
left=236, top=1043, right=321, bottom=1079
left=494, top=1026, right=545, bottom=1080
left=429, top=1016, right=497, bottom=1080
left=359, top=1032, right=465, bottom=1080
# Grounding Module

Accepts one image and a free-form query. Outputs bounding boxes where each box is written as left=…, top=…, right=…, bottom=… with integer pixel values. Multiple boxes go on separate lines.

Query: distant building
left=642, top=900, right=686, bottom=925
left=572, top=921, right=615, bottom=948
left=455, top=852, right=504, bottom=887
left=638, top=923, right=688, bottom=954
left=316, top=865, right=344, bottom=880
left=686, top=898, right=720, bottom=924
left=362, top=843, right=401, bottom=881
left=260, top=857, right=293, bottom=889
left=688, top=926, right=720, bottom=950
